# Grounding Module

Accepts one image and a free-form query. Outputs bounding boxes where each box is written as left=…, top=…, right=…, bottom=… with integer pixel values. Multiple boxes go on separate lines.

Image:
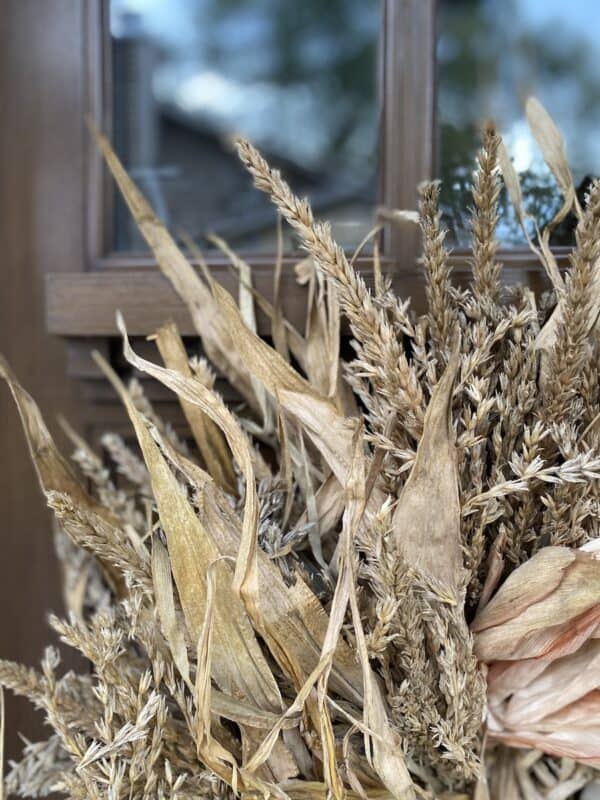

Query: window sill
left=46, top=248, right=563, bottom=338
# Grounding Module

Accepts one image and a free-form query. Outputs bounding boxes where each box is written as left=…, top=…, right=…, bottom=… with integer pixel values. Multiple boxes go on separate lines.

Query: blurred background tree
left=438, top=0, right=600, bottom=245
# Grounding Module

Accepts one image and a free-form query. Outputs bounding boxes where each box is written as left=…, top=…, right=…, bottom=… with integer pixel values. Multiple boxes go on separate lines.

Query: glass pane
left=437, top=0, right=600, bottom=246
left=110, top=0, right=380, bottom=253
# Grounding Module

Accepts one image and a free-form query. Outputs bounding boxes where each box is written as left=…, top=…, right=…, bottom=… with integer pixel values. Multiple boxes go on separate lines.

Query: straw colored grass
left=1, top=99, right=600, bottom=799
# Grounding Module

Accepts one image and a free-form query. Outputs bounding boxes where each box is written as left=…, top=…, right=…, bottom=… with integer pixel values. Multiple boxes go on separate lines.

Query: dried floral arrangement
left=1, top=97, right=600, bottom=800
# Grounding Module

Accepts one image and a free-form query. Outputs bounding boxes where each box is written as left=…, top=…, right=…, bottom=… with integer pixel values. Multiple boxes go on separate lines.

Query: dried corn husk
left=473, top=544, right=600, bottom=766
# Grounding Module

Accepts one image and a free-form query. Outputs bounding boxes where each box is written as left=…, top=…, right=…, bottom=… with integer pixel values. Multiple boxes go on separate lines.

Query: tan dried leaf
left=525, top=97, right=576, bottom=207
left=498, top=139, right=524, bottom=225
left=390, top=340, right=463, bottom=600
left=151, top=533, right=191, bottom=688
left=89, top=120, right=260, bottom=412
left=154, top=320, right=236, bottom=493
left=0, top=356, right=125, bottom=593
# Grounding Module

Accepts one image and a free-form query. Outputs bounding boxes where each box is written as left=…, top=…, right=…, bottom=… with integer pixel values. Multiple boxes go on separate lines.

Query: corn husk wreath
left=1, top=97, right=600, bottom=800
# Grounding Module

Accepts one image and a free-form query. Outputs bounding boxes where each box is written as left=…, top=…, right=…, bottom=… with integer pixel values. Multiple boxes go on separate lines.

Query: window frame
left=86, top=0, right=438, bottom=270
left=47, top=0, right=567, bottom=340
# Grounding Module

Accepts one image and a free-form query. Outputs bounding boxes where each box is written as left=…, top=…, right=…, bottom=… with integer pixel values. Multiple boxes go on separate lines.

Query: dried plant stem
left=235, top=138, right=425, bottom=439
left=419, top=181, right=456, bottom=356
left=470, top=123, right=502, bottom=306
left=545, top=180, right=600, bottom=425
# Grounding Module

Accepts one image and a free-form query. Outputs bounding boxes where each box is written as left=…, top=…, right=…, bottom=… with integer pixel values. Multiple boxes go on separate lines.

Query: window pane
left=437, top=0, right=600, bottom=246
left=110, top=0, right=380, bottom=253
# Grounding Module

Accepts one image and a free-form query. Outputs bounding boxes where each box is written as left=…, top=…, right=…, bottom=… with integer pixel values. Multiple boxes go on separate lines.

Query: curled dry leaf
left=88, top=119, right=261, bottom=414
left=498, top=137, right=565, bottom=297
left=113, top=319, right=365, bottom=704
left=151, top=533, right=191, bottom=688
left=0, top=357, right=99, bottom=512
left=375, top=207, right=420, bottom=226
left=154, top=320, right=236, bottom=493
left=497, top=141, right=524, bottom=228
left=0, top=356, right=126, bottom=594
left=473, top=546, right=600, bottom=662
left=207, top=232, right=273, bottom=432
left=210, top=280, right=358, bottom=486
left=95, top=351, right=298, bottom=783
left=525, top=97, right=577, bottom=219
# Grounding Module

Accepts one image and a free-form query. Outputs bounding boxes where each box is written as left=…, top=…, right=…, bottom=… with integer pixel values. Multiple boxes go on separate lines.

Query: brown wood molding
left=48, top=271, right=200, bottom=336
left=46, top=266, right=418, bottom=336
left=47, top=249, right=558, bottom=338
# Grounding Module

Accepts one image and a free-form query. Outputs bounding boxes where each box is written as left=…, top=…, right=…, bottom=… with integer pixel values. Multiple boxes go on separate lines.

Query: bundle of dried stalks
left=1, top=98, right=599, bottom=800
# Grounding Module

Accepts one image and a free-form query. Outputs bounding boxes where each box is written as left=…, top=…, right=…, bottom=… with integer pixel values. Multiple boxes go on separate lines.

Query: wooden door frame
left=47, top=0, right=444, bottom=341
left=0, top=0, right=87, bottom=763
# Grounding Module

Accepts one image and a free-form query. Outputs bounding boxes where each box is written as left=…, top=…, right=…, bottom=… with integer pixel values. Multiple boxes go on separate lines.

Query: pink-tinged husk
left=473, top=544, right=600, bottom=765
